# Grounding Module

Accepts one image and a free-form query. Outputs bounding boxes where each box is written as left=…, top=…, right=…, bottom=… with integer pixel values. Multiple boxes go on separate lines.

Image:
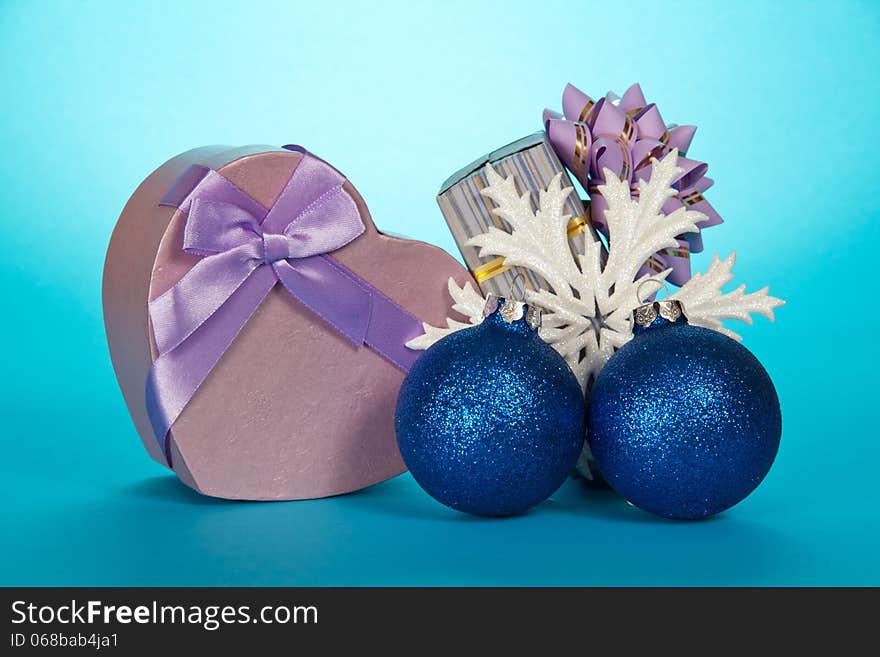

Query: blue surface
left=1, top=0, right=877, bottom=585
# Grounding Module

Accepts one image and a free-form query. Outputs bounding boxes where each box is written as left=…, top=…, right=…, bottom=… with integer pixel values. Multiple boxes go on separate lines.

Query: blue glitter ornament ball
left=589, top=300, right=782, bottom=520
left=395, top=298, right=585, bottom=517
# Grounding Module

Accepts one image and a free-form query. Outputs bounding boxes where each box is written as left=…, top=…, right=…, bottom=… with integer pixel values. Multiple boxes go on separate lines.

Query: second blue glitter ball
left=589, top=300, right=782, bottom=520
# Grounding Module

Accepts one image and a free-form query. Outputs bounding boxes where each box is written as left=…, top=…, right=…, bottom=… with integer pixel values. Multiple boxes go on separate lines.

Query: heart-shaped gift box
left=103, top=145, right=472, bottom=500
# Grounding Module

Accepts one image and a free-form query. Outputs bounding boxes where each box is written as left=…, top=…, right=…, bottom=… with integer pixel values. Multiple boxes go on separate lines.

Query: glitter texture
left=395, top=300, right=585, bottom=517
left=589, top=313, right=782, bottom=519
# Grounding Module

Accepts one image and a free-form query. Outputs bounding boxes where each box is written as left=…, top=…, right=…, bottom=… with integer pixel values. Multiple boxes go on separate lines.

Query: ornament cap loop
left=483, top=294, right=542, bottom=331
left=633, top=299, right=686, bottom=329
left=637, top=278, right=670, bottom=303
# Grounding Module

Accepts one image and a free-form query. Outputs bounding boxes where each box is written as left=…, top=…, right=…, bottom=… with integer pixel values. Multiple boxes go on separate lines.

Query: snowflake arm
left=596, top=150, right=704, bottom=314
left=467, top=167, right=589, bottom=303
left=405, top=279, right=485, bottom=350
left=670, top=252, right=785, bottom=341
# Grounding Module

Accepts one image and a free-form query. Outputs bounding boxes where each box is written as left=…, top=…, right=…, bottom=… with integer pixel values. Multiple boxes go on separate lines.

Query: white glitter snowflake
left=409, top=150, right=784, bottom=473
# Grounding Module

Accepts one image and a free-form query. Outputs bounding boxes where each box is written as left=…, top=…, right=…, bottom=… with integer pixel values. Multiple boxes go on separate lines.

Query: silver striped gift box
left=437, top=132, right=600, bottom=297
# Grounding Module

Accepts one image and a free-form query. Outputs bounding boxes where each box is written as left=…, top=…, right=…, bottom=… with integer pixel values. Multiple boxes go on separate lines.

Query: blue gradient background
left=1, top=0, right=877, bottom=585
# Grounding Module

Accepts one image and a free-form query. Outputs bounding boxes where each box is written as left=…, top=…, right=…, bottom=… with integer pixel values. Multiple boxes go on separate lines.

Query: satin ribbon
left=146, top=152, right=424, bottom=461
left=544, top=83, right=724, bottom=285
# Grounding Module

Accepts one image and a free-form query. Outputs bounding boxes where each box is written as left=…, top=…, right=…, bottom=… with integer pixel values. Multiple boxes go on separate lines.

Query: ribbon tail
left=148, top=244, right=262, bottom=354
left=146, top=266, right=277, bottom=463
left=274, top=255, right=424, bottom=372
left=273, top=255, right=372, bottom=347
left=363, top=292, right=425, bottom=372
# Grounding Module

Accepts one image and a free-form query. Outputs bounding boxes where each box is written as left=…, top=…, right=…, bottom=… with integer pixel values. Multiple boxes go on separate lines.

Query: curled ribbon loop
left=544, top=82, right=724, bottom=285
left=146, top=152, right=424, bottom=461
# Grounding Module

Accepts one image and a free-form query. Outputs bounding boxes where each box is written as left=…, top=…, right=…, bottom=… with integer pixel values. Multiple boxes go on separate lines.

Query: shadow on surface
left=124, top=472, right=733, bottom=527
left=548, top=477, right=725, bottom=525
left=122, top=475, right=238, bottom=506
left=341, top=473, right=698, bottom=525
left=340, top=475, right=487, bottom=522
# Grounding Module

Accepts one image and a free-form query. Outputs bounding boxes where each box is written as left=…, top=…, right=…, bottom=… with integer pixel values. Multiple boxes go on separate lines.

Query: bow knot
left=262, top=232, right=293, bottom=265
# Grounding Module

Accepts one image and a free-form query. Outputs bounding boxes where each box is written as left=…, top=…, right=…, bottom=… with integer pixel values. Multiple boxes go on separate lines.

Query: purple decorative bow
left=146, top=152, right=423, bottom=460
left=544, top=83, right=723, bottom=285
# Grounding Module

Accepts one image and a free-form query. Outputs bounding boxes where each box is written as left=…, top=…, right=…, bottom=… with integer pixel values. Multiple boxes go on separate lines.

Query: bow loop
left=279, top=183, right=365, bottom=258
left=184, top=199, right=262, bottom=255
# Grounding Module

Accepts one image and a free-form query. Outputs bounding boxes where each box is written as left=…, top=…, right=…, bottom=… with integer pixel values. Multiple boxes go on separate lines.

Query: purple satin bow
left=146, top=153, right=423, bottom=460
left=544, top=83, right=724, bottom=285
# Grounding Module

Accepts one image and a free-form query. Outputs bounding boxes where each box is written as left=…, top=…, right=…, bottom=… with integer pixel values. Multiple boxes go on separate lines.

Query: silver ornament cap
left=483, top=294, right=542, bottom=331
left=633, top=299, right=686, bottom=328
